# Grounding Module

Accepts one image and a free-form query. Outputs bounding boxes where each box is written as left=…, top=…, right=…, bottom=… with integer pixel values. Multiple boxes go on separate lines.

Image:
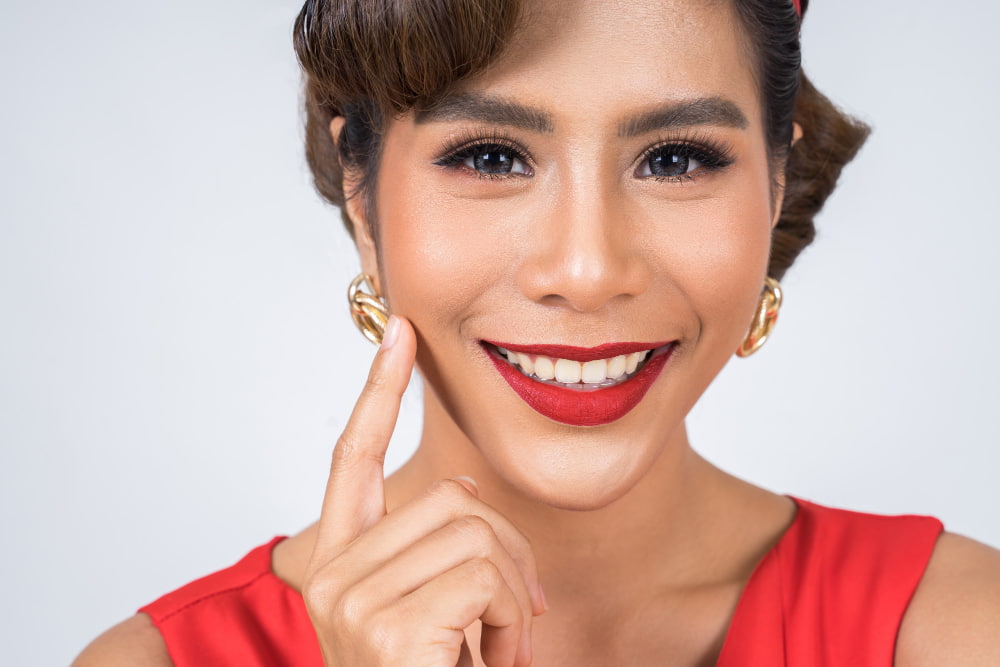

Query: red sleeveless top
left=140, top=498, right=942, bottom=666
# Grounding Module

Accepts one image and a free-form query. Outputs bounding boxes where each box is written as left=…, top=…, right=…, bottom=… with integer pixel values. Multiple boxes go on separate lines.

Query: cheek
left=377, top=179, right=515, bottom=331
left=682, top=201, right=771, bottom=307
left=634, top=177, right=775, bottom=357
left=376, top=181, right=535, bottom=441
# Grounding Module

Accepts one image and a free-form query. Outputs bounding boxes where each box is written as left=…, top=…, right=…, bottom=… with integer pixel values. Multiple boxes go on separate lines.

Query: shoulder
left=72, top=614, right=173, bottom=667
left=896, top=531, right=1000, bottom=666
left=72, top=537, right=295, bottom=667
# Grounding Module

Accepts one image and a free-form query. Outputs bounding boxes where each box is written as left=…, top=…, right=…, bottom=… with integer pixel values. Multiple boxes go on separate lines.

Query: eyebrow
left=415, top=93, right=555, bottom=134
left=618, top=97, right=749, bottom=137
left=414, top=93, right=749, bottom=136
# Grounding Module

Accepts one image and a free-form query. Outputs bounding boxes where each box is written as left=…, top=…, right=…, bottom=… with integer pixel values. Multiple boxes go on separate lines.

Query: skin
left=74, top=0, right=1000, bottom=665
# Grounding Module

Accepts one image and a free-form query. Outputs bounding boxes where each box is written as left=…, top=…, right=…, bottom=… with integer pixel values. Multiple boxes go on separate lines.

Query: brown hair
left=293, top=0, right=869, bottom=279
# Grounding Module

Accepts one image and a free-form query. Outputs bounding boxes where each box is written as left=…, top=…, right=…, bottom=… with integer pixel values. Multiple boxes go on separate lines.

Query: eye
left=463, top=144, right=529, bottom=175
left=434, top=139, right=533, bottom=178
left=635, top=141, right=733, bottom=181
left=639, top=150, right=703, bottom=178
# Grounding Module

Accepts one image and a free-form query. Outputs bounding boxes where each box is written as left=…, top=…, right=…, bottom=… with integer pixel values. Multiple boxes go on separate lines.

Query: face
left=349, top=0, right=779, bottom=509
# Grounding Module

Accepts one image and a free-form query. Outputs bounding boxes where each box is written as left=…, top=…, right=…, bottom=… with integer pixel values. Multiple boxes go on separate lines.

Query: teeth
left=515, top=352, right=535, bottom=376
left=581, top=359, right=607, bottom=383
left=499, top=347, right=653, bottom=386
left=534, top=356, right=555, bottom=380
left=554, top=358, right=582, bottom=383
left=607, top=354, right=627, bottom=379
left=625, top=351, right=643, bottom=374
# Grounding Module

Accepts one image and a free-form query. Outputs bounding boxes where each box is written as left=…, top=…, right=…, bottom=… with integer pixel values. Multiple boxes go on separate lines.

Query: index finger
left=314, top=314, right=416, bottom=556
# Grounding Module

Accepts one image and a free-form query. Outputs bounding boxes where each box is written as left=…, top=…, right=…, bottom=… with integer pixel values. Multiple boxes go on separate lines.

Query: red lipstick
left=483, top=342, right=674, bottom=427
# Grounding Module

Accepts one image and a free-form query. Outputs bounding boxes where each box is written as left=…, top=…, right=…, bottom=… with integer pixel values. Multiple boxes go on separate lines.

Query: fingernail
left=381, top=315, right=400, bottom=349
left=452, top=475, right=479, bottom=495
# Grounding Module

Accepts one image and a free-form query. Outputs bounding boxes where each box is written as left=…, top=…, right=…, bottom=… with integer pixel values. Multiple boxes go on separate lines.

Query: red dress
left=141, top=497, right=942, bottom=666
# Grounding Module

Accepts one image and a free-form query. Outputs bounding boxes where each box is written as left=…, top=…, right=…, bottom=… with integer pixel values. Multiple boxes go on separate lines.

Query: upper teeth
left=497, top=347, right=650, bottom=384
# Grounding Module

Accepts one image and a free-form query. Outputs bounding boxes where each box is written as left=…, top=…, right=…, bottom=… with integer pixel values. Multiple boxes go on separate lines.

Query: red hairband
left=792, top=0, right=802, bottom=17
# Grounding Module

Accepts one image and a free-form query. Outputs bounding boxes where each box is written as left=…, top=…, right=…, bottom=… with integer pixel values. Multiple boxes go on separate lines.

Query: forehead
left=447, top=0, right=759, bottom=129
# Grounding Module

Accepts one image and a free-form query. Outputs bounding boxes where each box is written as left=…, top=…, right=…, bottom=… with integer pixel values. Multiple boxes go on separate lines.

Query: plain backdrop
left=2, top=0, right=998, bottom=664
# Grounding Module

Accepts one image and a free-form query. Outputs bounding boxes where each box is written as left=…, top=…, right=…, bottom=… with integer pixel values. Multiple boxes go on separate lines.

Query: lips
left=482, top=340, right=674, bottom=427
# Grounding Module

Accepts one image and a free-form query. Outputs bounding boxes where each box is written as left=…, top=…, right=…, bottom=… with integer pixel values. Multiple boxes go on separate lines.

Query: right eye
left=435, top=141, right=532, bottom=178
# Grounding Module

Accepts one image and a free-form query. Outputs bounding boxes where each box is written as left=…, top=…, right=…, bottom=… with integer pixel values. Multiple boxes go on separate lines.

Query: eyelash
left=639, top=133, right=735, bottom=183
left=433, top=130, right=534, bottom=180
left=432, top=130, right=735, bottom=183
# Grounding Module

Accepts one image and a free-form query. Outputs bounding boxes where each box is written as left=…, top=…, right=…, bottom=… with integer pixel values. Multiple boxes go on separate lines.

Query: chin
left=474, top=424, right=665, bottom=511
left=520, top=480, right=639, bottom=512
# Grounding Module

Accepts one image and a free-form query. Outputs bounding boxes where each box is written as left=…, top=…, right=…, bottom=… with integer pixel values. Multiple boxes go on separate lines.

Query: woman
left=75, top=0, right=1000, bottom=664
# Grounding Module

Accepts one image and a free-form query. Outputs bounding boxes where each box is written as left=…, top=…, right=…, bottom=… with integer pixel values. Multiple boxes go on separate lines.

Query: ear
left=770, top=121, right=805, bottom=229
left=330, top=116, right=383, bottom=295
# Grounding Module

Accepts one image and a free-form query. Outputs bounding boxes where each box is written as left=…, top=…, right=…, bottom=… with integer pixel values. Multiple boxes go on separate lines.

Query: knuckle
left=301, top=568, right=344, bottom=616
left=332, top=432, right=358, bottom=465
left=426, top=478, right=470, bottom=504
left=455, top=514, right=495, bottom=541
left=504, top=521, right=533, bottom=555
left=468, top=556, right=502, bottom=589
left=363, top=365, right=391, bottom=395
left=366, top=612, right=405, bottom=659
left=333, top=431, right=384, bottom=469
left=507, top=526, right=538, bottom=570
left=333, top=584, right=371, bottom=630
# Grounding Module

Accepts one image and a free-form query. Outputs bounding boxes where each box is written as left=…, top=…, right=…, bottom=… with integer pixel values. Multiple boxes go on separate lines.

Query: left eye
left=458, top=144, right=530, bottom=176
left=637, top=148, right=704, bottom=178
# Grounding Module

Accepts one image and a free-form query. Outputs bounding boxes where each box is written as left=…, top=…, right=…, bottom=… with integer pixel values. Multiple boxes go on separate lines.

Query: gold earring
left=348, top=273, right=389, bottom=345
left=736, top=276, right=783, bottom=358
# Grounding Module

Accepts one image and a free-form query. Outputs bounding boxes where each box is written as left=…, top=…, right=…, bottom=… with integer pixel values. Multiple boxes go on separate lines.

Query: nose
left=516, top=180, right=651, bottom=313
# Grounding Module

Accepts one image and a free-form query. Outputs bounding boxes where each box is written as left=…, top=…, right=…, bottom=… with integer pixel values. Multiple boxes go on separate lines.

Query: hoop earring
left=348, top=273, right=389, bottom=345
left=736, top=277, right=783, bottom=358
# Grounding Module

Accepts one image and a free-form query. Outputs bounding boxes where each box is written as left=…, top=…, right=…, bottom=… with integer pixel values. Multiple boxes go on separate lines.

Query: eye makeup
left=431, top=126, right=736, bottom=184
left=432, top=128, right=535, bottom=180
left=636, top=132, right=736, bottom=183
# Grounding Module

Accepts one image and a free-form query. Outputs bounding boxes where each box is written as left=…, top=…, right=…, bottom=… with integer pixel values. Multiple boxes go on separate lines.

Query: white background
left=2, top=1, right=998, bottom=664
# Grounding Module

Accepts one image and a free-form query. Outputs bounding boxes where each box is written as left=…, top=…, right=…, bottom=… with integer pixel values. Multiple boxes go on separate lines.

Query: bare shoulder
left=72, top=613, right=173, bottom=667
left=895, top=531, right=1000, bottom=666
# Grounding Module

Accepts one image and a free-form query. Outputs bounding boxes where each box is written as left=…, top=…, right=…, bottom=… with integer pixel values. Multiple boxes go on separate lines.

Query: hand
left=302, top=315, right=546, bottom=666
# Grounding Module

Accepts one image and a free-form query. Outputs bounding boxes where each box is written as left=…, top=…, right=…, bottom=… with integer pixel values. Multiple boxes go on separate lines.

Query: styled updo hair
left=294, top=0, right=869, bottom=279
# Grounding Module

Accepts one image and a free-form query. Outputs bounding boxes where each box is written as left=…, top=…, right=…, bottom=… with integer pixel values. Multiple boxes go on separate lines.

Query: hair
left=293, top=0, right=870, bottom=279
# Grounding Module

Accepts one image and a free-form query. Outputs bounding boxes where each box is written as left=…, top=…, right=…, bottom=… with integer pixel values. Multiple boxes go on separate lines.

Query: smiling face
left=348, top=0, right=780, bottom=509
